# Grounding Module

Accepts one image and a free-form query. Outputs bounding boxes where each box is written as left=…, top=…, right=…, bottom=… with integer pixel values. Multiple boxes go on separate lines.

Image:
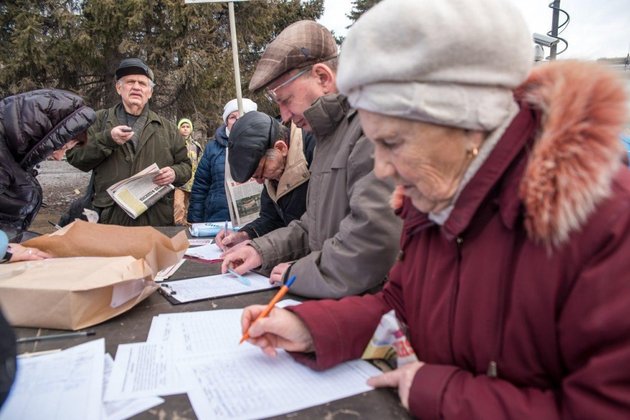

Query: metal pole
left=228, top=1, right=244, bottom=114
left=549, top=0, right=560, bottom=60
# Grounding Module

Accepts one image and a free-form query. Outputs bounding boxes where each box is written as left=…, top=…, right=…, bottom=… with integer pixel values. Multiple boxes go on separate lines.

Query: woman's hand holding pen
left=241, top=305, right=315, bottom=357
left=215, top=230, right=249, bottom=251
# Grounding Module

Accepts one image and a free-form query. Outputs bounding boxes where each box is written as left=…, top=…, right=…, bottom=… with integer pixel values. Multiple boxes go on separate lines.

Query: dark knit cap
left=228, top=111, right=280, bottom=182
left=115, top=58, right=154, bottom=82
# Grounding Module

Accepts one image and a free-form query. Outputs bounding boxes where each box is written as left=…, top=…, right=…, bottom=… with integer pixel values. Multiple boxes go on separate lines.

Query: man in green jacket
left=67, top=58, right=191, bottom=226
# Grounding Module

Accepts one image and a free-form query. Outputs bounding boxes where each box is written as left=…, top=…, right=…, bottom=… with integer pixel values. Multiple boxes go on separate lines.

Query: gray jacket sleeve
left=251, top=136, right=402, bottom=299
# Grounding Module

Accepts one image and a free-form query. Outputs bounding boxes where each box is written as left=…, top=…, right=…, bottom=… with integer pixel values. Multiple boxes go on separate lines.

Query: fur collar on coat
left=390, top=61, right=628, bottom=247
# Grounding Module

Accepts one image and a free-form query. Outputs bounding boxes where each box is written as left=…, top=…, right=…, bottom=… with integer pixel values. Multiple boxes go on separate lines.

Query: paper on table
left=154, top=259, right=185, bottom=282
left=104, top=342, right=186, bottom=402
left=159, top=272, right=274, bottom=303
left=188, top=238, right=212, bottom=246
left=184, top=242, right=223, bottom=260
left=103, top=354, right=164, bottom=420
left=0, top=339, right=104, bottom=420
left=147, top=309, right=250, bottom=355
left=179, top=351, right=379, bottom=420
left=142, top=309, right=380, bottom=419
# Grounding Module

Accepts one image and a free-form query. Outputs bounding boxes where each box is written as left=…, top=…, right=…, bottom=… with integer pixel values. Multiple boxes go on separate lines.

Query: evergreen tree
left=0, top=0, right=323, bottom=135
left=347, top=0, right=381, bottom=25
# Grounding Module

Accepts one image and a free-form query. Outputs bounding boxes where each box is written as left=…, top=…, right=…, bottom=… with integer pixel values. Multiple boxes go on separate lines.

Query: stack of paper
left=104, top=308, right=380, bottom=419
left=0, top=339, right=163, bottom=420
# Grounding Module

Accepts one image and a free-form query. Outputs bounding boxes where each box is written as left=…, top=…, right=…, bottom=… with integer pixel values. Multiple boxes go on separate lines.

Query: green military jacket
left=67, top=104, right=192, bottom=226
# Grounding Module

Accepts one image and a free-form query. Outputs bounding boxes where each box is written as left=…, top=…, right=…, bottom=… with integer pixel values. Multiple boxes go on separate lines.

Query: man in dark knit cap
left=67, top=58, right=191, bottom=226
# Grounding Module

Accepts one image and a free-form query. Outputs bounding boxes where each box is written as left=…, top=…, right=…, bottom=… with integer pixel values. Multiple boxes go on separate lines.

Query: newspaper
left=106, top=163, right=174, bottom=219
left=224, top=149, right=263, bottom=227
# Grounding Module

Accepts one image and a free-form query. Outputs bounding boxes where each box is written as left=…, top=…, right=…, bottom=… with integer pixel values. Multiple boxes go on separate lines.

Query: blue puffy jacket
left=187, top=125, right=230, bottom=222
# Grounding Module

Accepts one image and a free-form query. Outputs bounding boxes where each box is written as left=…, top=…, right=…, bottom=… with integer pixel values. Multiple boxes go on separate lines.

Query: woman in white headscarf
left=238, top=0, right=630, bottom=417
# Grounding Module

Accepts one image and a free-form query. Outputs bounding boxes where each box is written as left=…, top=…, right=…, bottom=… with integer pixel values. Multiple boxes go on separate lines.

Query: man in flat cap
left=222, top=21, right=402, bottom=299
left=67, top=58, right=191, bottom=226
left=215, top=111, right=315, bottom=249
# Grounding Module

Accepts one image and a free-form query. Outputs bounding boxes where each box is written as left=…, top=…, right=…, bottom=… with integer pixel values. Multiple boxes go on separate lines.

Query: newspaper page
left=106, top=163, right=174, bottom=219
left=224, top=149, right=263, bottom=227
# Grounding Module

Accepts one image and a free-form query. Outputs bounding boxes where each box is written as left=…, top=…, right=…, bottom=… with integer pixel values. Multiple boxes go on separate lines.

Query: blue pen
left=227, top=268, right=251, bottom=286
left=224, top=220, right=229, bottom=233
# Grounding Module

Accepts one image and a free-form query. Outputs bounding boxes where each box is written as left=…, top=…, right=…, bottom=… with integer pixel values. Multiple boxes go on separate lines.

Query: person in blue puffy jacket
left=187, top=98, right=257, bottom=222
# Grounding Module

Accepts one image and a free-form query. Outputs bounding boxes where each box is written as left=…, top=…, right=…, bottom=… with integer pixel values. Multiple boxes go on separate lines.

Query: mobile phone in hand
left=121, top=127, right=133, bottom=133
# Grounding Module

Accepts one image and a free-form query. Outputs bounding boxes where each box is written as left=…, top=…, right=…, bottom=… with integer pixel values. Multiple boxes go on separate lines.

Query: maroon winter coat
left=289, top=61, right=630, bottom=419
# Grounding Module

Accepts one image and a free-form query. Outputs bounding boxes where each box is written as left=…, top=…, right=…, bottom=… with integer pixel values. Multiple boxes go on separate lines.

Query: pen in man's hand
left=227, top=268, right=251, bottom=286
left=239, top=275, right=296, bottom=344
left=17, top=330, right=96, bottom=344
left=224, top=220, right=229, bottom=234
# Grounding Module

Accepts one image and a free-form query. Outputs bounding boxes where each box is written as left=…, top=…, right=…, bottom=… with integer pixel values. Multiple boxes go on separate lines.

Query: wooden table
left=13, top=227, right=411, bottom=419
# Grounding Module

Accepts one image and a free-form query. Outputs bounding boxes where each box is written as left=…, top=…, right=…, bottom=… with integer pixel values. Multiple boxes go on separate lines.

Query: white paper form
left=178, top=351, right=380, bottom=420
left=104, top=342, right=186, bottom=402
left=103, top=354, right=164, bottom=420
left=145, top=308, right=380, bottom=419
left=146, top=309, right=249, bottom=355
left=160, top=272, right=275, bottom=303
left=0, top=339, right=104, bottom=420
left=184, top=242, right=223, bottom=260
left=188, top=238, right=212, bottom=246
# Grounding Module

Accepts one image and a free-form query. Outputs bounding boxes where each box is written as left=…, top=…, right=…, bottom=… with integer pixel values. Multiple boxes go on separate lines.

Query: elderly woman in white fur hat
left=238, top=0, right=630, bottom=417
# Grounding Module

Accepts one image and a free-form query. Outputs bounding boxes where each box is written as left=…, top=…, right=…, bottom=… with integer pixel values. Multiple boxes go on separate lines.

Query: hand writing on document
left=269, top=262, right=291, bottom=286
left=221, top=242, right=263, bottom=275
left=241, top=305, right=315, bottom=356
left=367, top=361, right=425, bottom=410
left=215, top=229, right=249, bottom=251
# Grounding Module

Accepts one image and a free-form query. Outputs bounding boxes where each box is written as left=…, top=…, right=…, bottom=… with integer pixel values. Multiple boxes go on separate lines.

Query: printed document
left=179, top=351, right=379, bottom=420
left=103, top=354, right=164, bottom=420
left=160, top=272, right=274, bottom=303
left=184, top=242, right=223, bottom=260
left=106, top=308, right=379, bottom=419
left=0, top=339, right=104, bottom=420
left=104, top=342, right=185, bottom=401
left=106, top=163, right=174, bottom=219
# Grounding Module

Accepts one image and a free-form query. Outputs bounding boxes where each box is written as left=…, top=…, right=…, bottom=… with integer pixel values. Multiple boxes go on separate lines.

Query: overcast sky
left=318, top=0, right=630, bottom=60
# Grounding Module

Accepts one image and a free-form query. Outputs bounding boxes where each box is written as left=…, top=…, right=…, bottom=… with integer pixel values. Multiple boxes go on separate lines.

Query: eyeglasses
left=265, top=67, right=311, bottom=103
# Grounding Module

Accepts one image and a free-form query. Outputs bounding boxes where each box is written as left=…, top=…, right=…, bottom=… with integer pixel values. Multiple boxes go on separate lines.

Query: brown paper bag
left=0, top=221, right=188, bottom=330
left=23, top=220, right=189, bottom=277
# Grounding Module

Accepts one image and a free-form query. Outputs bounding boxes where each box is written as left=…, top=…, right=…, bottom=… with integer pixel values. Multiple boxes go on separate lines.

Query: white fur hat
left=337, top=0, right=533, bottom=131
left=222, top=98, right=258, bottom=123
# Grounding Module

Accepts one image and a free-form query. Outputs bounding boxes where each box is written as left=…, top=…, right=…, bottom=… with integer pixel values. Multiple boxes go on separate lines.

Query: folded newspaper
left=224, top=149, right=264, bottom=227
left=107, top=163, right=174, bottom=219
